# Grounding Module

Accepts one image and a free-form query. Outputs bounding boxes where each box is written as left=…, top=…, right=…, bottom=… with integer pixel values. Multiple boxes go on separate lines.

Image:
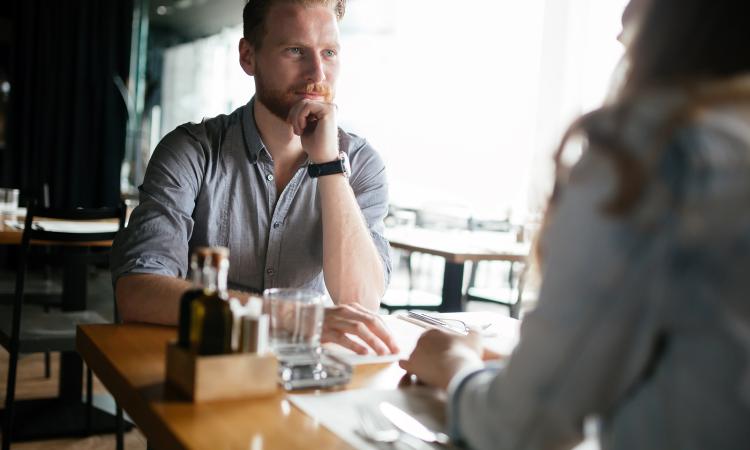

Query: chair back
left=20, top=201, right=126, bottom=248
left=9, top=201, right=127, bottom=342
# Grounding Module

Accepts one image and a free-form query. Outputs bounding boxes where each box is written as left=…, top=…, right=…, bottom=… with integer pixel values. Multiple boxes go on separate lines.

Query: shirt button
left=266, top=174, right=274, bottom=181
left=266, top=268, right=274, bottom=275
left=273, top=222, right=281, bottom=229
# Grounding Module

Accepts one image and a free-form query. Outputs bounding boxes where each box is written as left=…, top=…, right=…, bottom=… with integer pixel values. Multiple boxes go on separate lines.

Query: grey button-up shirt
left=111, top=98, right=391, bottom=296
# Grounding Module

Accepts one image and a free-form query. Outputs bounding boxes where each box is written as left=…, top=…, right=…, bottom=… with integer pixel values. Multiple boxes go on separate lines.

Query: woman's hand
left=399, top=329, right=484, bottom=390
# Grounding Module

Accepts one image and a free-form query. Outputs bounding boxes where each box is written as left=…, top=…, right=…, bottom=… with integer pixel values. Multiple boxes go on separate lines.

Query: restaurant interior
left=4, top=0, right=747, bottom=449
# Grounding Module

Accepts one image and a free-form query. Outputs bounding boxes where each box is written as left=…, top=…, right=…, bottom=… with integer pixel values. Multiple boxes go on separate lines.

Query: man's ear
left=239, top=38, right=256, bottom=76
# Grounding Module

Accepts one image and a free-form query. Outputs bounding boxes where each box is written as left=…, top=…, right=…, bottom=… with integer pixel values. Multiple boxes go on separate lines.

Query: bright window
left=159, top=0, right=629, bottom=219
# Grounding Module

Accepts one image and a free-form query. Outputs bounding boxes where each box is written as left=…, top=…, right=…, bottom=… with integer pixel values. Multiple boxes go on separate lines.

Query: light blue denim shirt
left=111, top=98, right=391, bottom=295
left=448, top=79, right=750, bottom=450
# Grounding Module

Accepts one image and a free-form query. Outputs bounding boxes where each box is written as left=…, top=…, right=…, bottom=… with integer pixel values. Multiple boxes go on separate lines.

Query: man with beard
left=111, top=0, right=398, bottom=356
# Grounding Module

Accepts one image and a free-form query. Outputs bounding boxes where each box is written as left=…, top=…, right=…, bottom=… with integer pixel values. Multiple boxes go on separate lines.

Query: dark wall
left=0, top=7, right=11, bottom=183
left=6, top=0, right=133, bottom=208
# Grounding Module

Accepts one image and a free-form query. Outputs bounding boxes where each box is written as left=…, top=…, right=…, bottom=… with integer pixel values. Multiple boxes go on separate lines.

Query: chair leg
left=44, top=351, right=51, bottom=378
left=42, top=304, right=51, bottom=378
left=2, top=345, right=20, bottom=450
left=116, top=405, right=125, bottom=450
left=406, top=252, right=414, bottom=292
left=85, top=367, right=93, bottom=434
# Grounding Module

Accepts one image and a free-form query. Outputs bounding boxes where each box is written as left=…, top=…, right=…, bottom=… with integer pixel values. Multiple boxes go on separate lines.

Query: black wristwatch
left=307, top=151, right=351, bottom=178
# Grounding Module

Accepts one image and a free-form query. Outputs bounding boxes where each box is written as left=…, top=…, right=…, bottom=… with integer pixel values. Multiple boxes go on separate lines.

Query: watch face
left=339, top=151, right=351, bottom=178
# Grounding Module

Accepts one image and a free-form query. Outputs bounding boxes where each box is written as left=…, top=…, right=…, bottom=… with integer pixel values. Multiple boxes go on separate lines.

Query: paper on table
left=324, top=312, right=520, bottom=366
left=442, top=312, right=521, bottom=357
left=288, top=386, right=447, bottom=450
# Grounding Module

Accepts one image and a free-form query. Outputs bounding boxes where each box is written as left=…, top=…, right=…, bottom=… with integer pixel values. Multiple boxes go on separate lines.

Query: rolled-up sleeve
left=348, top=140, right=392, bottom=288
left=111, top=126, right=206, bottom=283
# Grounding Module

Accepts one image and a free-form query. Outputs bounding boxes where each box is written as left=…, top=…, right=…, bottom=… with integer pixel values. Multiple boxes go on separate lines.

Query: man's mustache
left=294, top=83, right=332, bottom=97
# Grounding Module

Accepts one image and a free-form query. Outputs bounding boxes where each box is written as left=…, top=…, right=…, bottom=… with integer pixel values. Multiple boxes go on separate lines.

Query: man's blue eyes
left=286, top=48, right=337, bottom=57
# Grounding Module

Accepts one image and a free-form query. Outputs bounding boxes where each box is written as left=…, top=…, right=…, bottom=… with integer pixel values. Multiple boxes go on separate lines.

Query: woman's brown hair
left=535, top=0, right=750, bottom=266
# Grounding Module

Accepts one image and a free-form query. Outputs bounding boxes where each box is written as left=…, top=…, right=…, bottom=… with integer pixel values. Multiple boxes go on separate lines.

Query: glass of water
left=0, top=188, right=19, bottom=215
left=262, top=287, right=351, bottom=390
left=263, top=287, right=324, bottom=359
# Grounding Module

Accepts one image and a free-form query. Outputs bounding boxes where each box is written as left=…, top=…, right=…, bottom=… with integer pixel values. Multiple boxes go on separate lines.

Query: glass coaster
left=278, top=351, right=352, bottom=390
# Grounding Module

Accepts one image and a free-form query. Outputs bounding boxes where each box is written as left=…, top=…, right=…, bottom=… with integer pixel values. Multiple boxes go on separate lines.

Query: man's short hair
left=243, top=0, right=346, bottom=49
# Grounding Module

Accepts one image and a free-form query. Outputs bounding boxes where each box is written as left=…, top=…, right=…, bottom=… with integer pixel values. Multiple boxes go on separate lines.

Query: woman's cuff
left=446, top=361, right=504, bottom=444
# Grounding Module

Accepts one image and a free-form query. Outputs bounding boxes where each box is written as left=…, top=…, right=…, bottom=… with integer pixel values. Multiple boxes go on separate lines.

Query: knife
left=379, top=401, right=451, bottom=446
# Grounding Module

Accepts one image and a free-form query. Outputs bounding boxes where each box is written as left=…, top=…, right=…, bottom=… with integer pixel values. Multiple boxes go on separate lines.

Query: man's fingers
left=286, top=100, right=308, bottom=135
left=333, top=304, right=400, bottom=353
left=328, top=317, right=390, bottom=355
left=322, top=304, right=400, bottom=355
left=287, top=99, right=332, bottom=136
left=289, top=100, right=308, bottom=136
left=322, top=329, right=369, bottom=355
left=351, top=307, right=399, bottom=354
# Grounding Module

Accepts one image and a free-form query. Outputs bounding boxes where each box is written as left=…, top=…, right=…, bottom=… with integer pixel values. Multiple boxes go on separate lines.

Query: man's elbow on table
left=115, top=274, right=187, bottom=326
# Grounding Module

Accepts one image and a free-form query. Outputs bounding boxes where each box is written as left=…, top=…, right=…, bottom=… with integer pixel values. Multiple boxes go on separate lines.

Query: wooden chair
left=0, top=201, right=125, bottom=450
left=0, top=185, right=60, bottom=378
left=465, top=260, right=528, bottom=319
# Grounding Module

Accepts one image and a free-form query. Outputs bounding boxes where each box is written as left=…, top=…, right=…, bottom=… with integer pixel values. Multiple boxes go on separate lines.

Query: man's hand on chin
left=287, top=98, right=340, bottom=163
left=321, top=303, right=400, bottom=356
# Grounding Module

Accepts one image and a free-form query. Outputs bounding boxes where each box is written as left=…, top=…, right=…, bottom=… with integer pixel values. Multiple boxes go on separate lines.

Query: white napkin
left=288, top=386, right=447, bottom=450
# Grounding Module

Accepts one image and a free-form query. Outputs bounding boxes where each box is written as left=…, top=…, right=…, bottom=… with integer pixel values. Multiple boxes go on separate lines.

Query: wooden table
left=385, top=227, right=530, bottom=312
left=0, top=213, right=123, bottom=440
left=77, top=324, right=413, bottom=450
left=0, top=213, right=27, bottom=244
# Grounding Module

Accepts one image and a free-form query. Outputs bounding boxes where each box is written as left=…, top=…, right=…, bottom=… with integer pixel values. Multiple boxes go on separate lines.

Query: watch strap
left=307, top=157, right=344, bottom=177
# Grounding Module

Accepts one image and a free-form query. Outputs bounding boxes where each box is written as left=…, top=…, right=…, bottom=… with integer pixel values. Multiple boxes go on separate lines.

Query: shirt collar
left=241, top=97, right=266, bottom=164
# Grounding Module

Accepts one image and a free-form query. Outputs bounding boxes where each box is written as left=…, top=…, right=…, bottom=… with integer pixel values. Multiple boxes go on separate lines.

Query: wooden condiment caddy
left=165, top=343, right=278, bottom=402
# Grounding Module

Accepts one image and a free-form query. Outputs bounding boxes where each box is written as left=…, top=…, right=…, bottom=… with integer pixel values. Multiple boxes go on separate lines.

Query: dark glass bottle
left=190, top=247, right=233, bottom=355
left=177, top=248, right=210, bottom=348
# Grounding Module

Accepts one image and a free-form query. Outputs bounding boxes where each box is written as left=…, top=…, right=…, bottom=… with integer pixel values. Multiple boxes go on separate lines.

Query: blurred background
left=0, top=0, right=628, bottom=216
left=0, top=3, right=631, bottom=446
left=0, top=0, right=631, bottom=313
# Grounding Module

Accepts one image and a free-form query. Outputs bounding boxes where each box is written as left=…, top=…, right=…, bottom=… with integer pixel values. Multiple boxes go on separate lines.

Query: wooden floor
left=0, top=348, right=147, bottom=449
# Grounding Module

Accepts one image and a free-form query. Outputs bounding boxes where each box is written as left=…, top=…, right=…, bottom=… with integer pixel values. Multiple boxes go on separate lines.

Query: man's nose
left=304, top=53, right=326, bottom=84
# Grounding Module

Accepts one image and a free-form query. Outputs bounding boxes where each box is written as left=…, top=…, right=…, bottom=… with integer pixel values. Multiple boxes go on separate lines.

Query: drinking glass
left=263, top=288, right=324, bottom=360
left=0, top=188, right=19, bottom=215
left=262, top=287, right=351, bottom=390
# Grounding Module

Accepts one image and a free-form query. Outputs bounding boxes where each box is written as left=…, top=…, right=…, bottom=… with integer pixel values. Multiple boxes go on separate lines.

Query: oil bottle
left=189, top=247, right=233, bottom=355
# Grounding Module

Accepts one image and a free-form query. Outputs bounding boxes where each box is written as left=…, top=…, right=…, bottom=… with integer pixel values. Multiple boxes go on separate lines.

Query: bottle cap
left=209, top=246, right=230, bottom=269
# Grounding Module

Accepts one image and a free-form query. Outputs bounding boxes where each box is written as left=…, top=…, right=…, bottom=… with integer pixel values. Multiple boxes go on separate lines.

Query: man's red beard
left=255, top=71, right=334, bottom=122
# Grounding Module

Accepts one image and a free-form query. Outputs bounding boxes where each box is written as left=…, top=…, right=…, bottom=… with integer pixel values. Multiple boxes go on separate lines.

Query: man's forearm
left=318, top=175, right=385, bottom=311
left=116, top=273, right=255, bottom=325
left=115, top=274, right=191, bottom=325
